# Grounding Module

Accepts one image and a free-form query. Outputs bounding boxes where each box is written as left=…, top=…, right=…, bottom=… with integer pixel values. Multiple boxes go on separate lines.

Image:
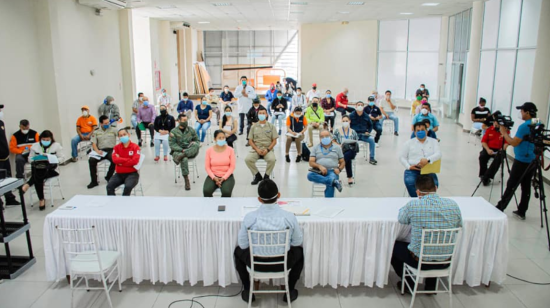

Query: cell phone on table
left=218, top=205, right=226, bottom=212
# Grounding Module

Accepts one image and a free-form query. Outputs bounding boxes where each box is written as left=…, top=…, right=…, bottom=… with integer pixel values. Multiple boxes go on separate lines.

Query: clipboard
left=421, top=159, right=441, bottom=174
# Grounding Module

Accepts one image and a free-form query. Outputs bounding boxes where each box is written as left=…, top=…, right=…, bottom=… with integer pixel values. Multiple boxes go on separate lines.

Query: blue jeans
left=131, top=114, right=137, bottom=128
left=194, top=121, right=211, bottom=142
left=307, top=170, right=339, bottom=198
left=372, top=121, right=383, bottom=143
left=382, top=112, right=399, bottom=132
left=155, top=139, right=169, bottom=157
left=271, top=113, right=285, bottom=133
left=71, top=133, right=90, bottom=158
left=404, top=170, right=439, bottom=197
left=267, top=101, right=273, bottom=115
left=357, top=134, right=375, bottom=160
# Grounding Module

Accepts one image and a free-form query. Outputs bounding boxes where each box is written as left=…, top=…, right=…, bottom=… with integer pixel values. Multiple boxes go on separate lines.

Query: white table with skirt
left=43, top=196, right=508, bottom=288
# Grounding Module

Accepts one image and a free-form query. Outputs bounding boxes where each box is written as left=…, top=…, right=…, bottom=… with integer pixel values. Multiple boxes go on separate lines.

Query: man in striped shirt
left=234, top=179, right=304, bottom=304
left=391, top=175, right=462, bottom=292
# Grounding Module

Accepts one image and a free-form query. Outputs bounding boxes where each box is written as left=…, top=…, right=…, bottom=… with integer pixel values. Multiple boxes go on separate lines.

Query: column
left=118, top=9, right=136, bottom=116
left=530, top=0, right=550, bottom=123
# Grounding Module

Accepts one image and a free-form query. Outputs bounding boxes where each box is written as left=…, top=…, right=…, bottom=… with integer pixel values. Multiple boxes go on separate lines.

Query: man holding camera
left=479, top=119, right=509, bottom=186
left=495, top=103, right=537, bottom=220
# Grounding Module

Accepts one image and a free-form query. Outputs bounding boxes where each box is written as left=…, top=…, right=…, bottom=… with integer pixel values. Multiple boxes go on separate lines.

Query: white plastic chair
left=383, top=106, right=399, bottom=134
left=77, top=141, right=93, bottom=159
left=246, top=230, right=292, bottom=308
left=401, top=228, right=462, bottom=308
left=311, top=183, right=326, bottom=197
left=55, top=226, right=122, bottom=308
left=358, top=141, right=369, bottom=160
left=29, top=173, right=65, bottom=207
left=467, top=126, right=482, bottom=145
left=97, top=159, right=111, bottom=178
left=256, top=159, right=275, bottom=179
left=173, top=158, right=199, bottom=184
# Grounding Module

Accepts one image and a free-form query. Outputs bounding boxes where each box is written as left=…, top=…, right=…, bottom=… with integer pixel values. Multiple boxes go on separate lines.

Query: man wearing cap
left=306, top=83, right=320, bottom=104
left=69, top=106, right=98, bottom=163
left=235, top=76, right=257, bottom=136
left=496, top=102, right=538, bottom=220
left=87, top=115, right=117, bottom=189
left=365, top=96, right=383, bottom=146
left=10, top=119, right=39, bottom=178
left=131, top=92, right=144, bottom=129
left=234, top=179, right=304, bottom=304
left=98, top=96, right=121, bottom=127
left=336, top=88, right=355, bottom=117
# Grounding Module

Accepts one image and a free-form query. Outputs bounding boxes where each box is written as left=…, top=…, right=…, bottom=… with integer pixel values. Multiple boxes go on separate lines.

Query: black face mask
left=160, top=110, right=167, bottom=116
left=313, top=87, right=317, bottom=90
left=312, top=103, right=318, bottom=108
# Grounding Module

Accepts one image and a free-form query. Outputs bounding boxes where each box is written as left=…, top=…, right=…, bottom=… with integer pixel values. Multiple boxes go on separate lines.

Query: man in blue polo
left=365, top=96, right=383, bottom=147
left=496, top=102, right=537, bottom=220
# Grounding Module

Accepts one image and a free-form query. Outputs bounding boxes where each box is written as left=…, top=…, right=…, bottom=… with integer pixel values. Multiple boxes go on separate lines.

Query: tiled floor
left=2, top=110, right=550, bottom=308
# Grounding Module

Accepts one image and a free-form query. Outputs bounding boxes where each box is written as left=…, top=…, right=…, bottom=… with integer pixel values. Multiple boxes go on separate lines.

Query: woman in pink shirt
left=203, top=130, right=237, bottom=197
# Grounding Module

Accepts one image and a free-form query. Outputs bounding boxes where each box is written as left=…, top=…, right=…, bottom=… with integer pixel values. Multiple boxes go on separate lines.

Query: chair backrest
left=418, top=228, right=461, bottom=267
left=55, top=225, right=105, bottom=273
left=247, top=229, right=290, bottom=272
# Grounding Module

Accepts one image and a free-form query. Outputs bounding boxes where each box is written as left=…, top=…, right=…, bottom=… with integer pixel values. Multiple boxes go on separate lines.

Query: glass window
left=481, top=0, right=501, bottom=50
left=497, top=0, right=522, bottom=48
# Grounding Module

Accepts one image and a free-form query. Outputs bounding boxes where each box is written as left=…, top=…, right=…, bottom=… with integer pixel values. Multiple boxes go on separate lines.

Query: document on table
left=421, top=159, right=441, bottom=174
left=154, top=132, right=169, bottom=141
left=281, top=206, right=310, bottom=216
left=314, top=207, right=344, bottom=218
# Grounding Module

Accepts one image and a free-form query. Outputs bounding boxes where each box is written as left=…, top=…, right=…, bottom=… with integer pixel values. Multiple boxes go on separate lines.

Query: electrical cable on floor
left=167, top=286, right=243, bottom=308
left=507, top=274, right=550, bottom=285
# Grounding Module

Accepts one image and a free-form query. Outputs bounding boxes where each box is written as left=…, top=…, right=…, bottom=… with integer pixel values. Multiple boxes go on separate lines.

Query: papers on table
left=421, top=159, right=441, bottom=174
left=31, top=154, right=59, bottom=164
left=154, top=132, right=169, bottom=141
left=282, top=206, right=310, bottom=216
left=314, top=207, right=344, bottom=218
left=89, top=150, right=108, bottom=160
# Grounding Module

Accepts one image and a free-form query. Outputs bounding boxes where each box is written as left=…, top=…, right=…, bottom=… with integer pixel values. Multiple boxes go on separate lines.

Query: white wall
left=300, top=21, right=378, bottom=101
left=132, top=12, right=154, bottom=101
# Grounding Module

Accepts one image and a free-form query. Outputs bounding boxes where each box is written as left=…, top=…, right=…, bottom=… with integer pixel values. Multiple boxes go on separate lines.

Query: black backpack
left=301, top=143, right=311, bottom=161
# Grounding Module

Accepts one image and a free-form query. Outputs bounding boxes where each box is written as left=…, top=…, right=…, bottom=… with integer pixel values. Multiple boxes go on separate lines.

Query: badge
left=129, top=151, right=134, bottom=155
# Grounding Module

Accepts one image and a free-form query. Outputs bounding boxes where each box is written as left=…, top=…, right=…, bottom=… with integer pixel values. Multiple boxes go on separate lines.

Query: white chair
left=114, top=154, right=145, bottom=196
left=467, top=126, right=482, bottom=145
left=256, top=159, right=275, bottom=179
left=97, top=159, right=111, bottom=178
left=246, top=230, right=292, bottom=308
left=311, top=183, right=326, bottom=197
left=29, top=173, right=65, bottom=207
left=358, top=141, right=369, bottom=160
left=383, top=106, right=399, bottom=134
left=401, top=228, right=462, bottom=308
left=77, top=141, right=93, bottom=159
left=213, top=188, right=222, bottom=197
left=173, top=157, right=199, bottom=184
left=56, top=226, right=122, bottom=308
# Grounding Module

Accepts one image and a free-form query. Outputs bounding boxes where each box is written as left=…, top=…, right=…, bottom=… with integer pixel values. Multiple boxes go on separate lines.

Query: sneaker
left=513, top=210, right=526, bottom=220
left=245, top=143, right=251, bottom=147
left=307, top=143, right=313, bottom=147
left=239, top=132, right=243, bottom=136
left=154, top=156, right=160, bottom=162
left=333, top=179, right=343, bottom=193
left=396, top=281, right=412, bottom=294
left=87, top=182, right=99, bottom=189
left=394, top=132, right=399, bottom=136
left=70, top=157, right=78, bottom=163
left=283, top=289, right=299, bottom=303
left=375, top=143, right=380, bottom=148
left=369, top=159, right=378, bottom=165
left=286, top=155, right=291, bottom=163
left=241, top=290, right=255, bottom=303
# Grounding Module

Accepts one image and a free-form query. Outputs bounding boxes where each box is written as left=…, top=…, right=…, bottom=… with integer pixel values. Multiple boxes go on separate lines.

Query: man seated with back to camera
left=234, top=179, right=304, bottom=304
left=391, top=175, right=462, bottom=293
left=479, top=117, right=509, bottom=186
left=495, top=102, right=538, bottom=220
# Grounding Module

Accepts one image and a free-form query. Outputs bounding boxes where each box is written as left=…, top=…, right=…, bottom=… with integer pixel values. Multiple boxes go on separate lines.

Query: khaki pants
left=285, top=135, right=304, bottom=154
left=308, top=123, right=322, bottom=145
left=245, top=150, right=276, bottom=176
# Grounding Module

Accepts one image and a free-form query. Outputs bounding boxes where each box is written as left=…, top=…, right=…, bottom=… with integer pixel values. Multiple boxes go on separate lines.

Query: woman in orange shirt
left=203, top=130, right=236, bottom=197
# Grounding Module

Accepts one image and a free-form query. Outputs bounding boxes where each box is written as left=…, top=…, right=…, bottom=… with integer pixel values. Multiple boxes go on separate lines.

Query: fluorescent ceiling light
left=347, top=1, right=365, bottom=5
left=157, top=5, right=176, bottom=9
left=422, top=3, right=440, bottom=6
left=339, top=11, right=351, bottom=14
left=400, top=12, right=413, bottom=15
left=198, top=21, right=211, bottom=24
left=290, top=1, right=308, bottom=5
left=212, top=3, right=232, bottom=6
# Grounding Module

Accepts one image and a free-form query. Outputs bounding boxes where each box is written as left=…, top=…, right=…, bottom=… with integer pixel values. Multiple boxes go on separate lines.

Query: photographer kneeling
left=495, top=103, right=537, bottom=220
left=479, top=118, right=509, bottom=186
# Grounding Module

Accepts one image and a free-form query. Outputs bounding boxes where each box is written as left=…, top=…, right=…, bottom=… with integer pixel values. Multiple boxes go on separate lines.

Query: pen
left=302, top=209, right=309, bottom=215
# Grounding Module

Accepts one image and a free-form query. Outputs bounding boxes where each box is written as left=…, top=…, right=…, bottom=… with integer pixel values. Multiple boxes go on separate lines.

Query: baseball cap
left=81, top=105, right=90, bottom=110
left=516, top=102, right=537, bottom=112
left=368, top=96, right=375, bottom=102
left=294, top=107, right=303, bottom=112
left=312, top=83, right=317, bottom=87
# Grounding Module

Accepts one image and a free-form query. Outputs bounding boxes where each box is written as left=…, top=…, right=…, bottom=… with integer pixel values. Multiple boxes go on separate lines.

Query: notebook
left=421, top=159, right=441, bottom=174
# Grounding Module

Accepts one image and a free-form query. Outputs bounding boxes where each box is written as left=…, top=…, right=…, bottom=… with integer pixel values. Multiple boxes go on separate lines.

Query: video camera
left=526, top=119, right=550, bottom=149
left=491, top=111, right=514, bottom=129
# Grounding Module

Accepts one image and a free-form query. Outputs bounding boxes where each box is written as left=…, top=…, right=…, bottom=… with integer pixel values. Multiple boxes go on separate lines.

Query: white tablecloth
left=43, top=196, right=508, bottom=288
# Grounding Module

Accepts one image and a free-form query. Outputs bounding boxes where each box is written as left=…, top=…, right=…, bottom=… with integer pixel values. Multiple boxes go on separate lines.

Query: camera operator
left=479, top=118, right=509, bottom=186
left=495, top=103, right=537, bottom=220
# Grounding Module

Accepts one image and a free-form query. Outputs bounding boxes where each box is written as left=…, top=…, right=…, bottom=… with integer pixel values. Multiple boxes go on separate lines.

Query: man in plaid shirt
left=391, top=175, right=462, bottom=292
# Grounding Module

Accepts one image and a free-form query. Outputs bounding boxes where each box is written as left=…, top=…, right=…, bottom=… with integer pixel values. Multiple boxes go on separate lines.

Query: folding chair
left=56, top=226, right=122, bottom=308
left=401, top=228, right=462, bottom=308
left=247, top=230, right=292, bottom=308
left=174, top=158, right=199, bottom=183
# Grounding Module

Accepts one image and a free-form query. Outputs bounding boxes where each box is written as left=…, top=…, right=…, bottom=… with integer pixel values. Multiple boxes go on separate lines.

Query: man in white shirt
left=400, top=121, right=441, bottom=197
left=380, top=90, right=400, bottom=136
left=157, top=88, right=171, bottom=111
left=131, top=92, right=144, bottom=128
left=235, top=76, right=257, bottom=135
left=306, top=83, right=320, bottom=104
left=291, top=87, right=307, bottom=112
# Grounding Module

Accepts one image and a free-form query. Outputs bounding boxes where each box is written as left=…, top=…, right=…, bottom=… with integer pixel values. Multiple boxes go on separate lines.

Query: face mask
left=202, top=101, right=208, bottom=105
left=258, top=114, right=266, bottom=121
left=102, top=124, right=110, bottom=129
left=162, top=93, right=167, bottom=97
left=421, top=109, right=429, bottom=115
left=216, top=140, right=227, bottom=146
left=143, top=101, right=149, bottom=107
left=277, top=96, right=282, bottom=99
left=41, top=140, right=51, bottom=147
left=139, top=97, right=143, bottom=101
left=344, top=93, right=348, bottom=96
left=224, top=89, right=228, bottom=93
left=22, top=129, right=29, bottom=134
left=326, top=94, right=331, bottom=98
left=254, top=105, right=260, bottom=109
left=417, top=96, right=422, bottom=101
left=120, top=136, right=130, bottom=144
left=416, top=130, right=427, bottom=139
left=294, top=113, right=302, bottom=118
left=312, top=103, right=318, bottom=108
left=183, top=98, right=188, bottom=101
left=180, top=122, right=188, bottom=129
left=103, top=99, right=108, bottom=104
left=342, top=122, right=349, bottom=128
left=420, top=88, right=424, bottom=91
left=160, top=110, right=167, bottom=115
left=225, top=112, right=232, bottom=117
left=356, top=106, right=364, bottom=112
left=82, top=111, right=89, bottom=116
left=313, top=87, right=317, bottom=90
left=479, top=105, right=485, bottom=109
left=321, top=137, right=332, bottom=146
left=297, top=91, right=301, bottom=95
left=368, top=102, right=374, bottom=106
left=242, top=80, right=247, bottom=86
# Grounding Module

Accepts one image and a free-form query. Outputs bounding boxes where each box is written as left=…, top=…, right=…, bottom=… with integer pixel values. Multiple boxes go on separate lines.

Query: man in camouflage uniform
left=169, top=113, right=200, bottom=190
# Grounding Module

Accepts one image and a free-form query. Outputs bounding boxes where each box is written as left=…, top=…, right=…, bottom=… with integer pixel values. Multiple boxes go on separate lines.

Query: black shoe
left=105, top=176, right=111, bottom=182
left=278, top=130, right=281, bottom=135
left=482, top=178, right=491, bottom=186
left=263, top=173, right=270, bottom=180
left=251, top=173, right=262, bottom=185
left=296, top=156, right=301, bottom=163
left=495, top=203, right=505, bottom=212
left=283, top=289, right=298, bottom=303
left=138, top=140, right=142, bottom=147
left=150, top=142, right=154, bottom=147
left=245, top=143, right=250, bottom=147
left=513, top=210, right=526, bottom=220
left=369, top=159, right=378, bottom=165
left=394, top=132, right=399, bottom=136
left=87, top=182, right=99, bottom=189
left=5, top=199, right=20, bottom=206
left=241, top=290, right=255, bottom=303
left=286, top=155, right=290, bottom=163
left=239, top=132, right=243, bottom=136
left=333, top=180, right=343, bottom=193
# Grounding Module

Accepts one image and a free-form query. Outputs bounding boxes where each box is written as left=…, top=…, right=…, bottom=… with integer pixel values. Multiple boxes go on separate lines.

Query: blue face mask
left=143, top=101, right=149, bottom=107
left=416, top=130, right=427, bottom=139
left=120, top=136, right=130, bottom=144
left=368, top=102, right=375, bottom=106
left=103, top=99, right=108, bottom=104
left=102, top=124, right=110, bottom=129
left=202, top=101, right=208, bottom=105
left=41, top=140, right=51, bottom=147
left=216, top=140, right=227, bottom=146
left=321, top=137, right=332, bottom=146
left=326, top=94, right=331, bottom=98
left=225, top=112, right=232, bottom=117
left=258, top=114, right=266, bottom=121
left=277, top=96, right=282, bottom=99
left=242, top=80, right=246, bottom=86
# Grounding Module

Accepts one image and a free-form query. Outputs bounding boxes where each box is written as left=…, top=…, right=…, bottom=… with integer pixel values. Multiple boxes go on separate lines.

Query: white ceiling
left=128, top=0, right=475, bottom=30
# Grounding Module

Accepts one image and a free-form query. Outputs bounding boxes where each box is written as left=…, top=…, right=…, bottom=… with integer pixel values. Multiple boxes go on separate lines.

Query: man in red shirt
left=107, top=128, right=141, bottom=196
left=479, top=120, right=509, bottom=186
left=335, top=88, right=354, bottom=117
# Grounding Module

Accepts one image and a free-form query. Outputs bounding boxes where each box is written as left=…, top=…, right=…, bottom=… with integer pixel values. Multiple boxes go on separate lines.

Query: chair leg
left=409, top=274, right=419, bottom=308
left=448, top=277, right=453, bottom=308
left=58, top=178, right=65, bottom=200
left=117, top=261, right=122, bottom=292
left=401, top=267, right=406, bottom=295
left=248, top=274, right=254, bottom=308
left=285, top=276, right=292, bottom=308
left=101, top=274, right=114, bottom=308
left=49, top=182, right=54, bottom=207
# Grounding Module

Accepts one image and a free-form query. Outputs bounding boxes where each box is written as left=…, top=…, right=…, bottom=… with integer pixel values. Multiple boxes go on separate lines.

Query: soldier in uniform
left=245, top=108, right=278, bottom=185
left=169, top=113, right=200, bottom=191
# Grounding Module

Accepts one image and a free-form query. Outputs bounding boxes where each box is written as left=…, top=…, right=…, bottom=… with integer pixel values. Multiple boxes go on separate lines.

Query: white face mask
left=139, top=97, right=143, bottom=101
left=356, top=106, right=364, bottom=112
left=22, top=129, right=29, bottom=134
left=421, top=109, right=428, bottom=115
left=82, top=111, right=89, bottom=116
left=224, top=89, right=229, bottom=93
left=342, top=122, right=350, bottom=128
left=297, top=91, right=301, bottom=95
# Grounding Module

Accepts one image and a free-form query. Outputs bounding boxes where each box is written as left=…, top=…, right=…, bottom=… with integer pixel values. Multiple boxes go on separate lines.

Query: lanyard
left=342, top=128, right=350, bottom=139
left=320, top=145, right=333, bottom=155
